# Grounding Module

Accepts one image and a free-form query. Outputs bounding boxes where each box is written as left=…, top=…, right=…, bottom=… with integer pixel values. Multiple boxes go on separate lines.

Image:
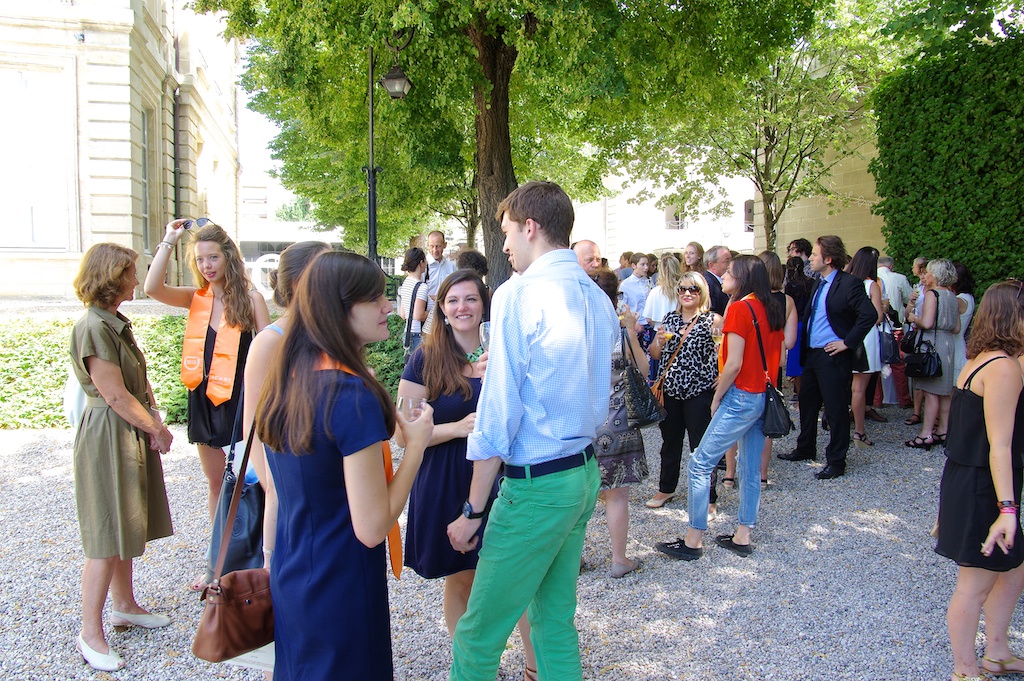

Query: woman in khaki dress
left=70, top=243, right=174, bottom=671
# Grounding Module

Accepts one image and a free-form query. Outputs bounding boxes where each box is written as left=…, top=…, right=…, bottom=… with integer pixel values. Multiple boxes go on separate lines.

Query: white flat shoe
left=110, top=610, right=171, bottom=629
left=77, top=634, right=125, bottom=671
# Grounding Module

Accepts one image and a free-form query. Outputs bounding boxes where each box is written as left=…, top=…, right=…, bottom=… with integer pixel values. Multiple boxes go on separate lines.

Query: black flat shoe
left=655, top=538, right=703, bottom=561
left=778, top=450, right=815, bottom=461
left=815, top=464, right=846, bottom=480
left=714, top=534, right=752, bottom=557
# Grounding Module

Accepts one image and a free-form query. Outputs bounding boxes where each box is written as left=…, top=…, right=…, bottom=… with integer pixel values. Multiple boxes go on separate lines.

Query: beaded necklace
left=465, top=346, right=485, bottom=363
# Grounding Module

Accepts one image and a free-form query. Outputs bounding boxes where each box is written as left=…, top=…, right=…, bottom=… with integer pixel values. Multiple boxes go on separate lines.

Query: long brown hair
left=421, top=270, right=490, bottom=402
left=257, top=252, right=395, bottom=454
left=729, top=255, right=785, bottom=331
left=966, top=280, right=1024, bottom=359
left=187, top=223, right=256, bottom=330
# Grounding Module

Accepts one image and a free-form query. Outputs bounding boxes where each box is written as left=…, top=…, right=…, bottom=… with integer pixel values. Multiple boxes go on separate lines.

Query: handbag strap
left=404, top=281, right=423, bottom=347
left=225, top=383, right=245, bottom=470
left=649, top=316, right=694, bottom=378
left=743, top=300, right=773, bottom=385
left=211, top=419, right=258, bottom=585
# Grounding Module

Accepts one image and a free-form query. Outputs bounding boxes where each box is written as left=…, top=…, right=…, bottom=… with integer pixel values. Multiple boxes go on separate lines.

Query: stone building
left=0, top=0, right=243, bottom=296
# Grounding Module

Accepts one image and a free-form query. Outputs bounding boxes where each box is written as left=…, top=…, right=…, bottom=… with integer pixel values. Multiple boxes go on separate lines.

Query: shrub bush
left=0, top=312, right=409, bottom=429
left=871, top=33, right=1024, bottom=291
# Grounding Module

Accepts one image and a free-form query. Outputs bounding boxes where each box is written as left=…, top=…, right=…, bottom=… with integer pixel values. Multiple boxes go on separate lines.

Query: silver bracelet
left=156, top=241, right=175, bottom=250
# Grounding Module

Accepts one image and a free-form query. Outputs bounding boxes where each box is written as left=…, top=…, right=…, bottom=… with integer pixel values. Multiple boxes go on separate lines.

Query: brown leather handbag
left=192, top=422, right=274, bottom=663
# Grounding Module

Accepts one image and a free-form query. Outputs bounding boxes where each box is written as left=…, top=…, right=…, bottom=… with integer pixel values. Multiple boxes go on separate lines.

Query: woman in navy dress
left=936, top=280, right=1024, bottom=680
left=257, top=252, right=433, bottom=680
left=397, top=269, right=538, bottom=679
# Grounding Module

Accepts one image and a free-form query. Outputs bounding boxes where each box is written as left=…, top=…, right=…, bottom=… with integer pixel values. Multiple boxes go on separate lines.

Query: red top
left=722, top=295, right=784, bottom=393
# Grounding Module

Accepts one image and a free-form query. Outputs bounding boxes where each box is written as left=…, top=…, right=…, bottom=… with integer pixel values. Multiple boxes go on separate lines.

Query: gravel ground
left=1, top=406, right=1018, bottom=681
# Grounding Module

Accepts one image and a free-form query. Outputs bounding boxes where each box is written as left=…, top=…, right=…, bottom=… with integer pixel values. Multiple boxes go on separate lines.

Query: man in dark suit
left=778, top=235, right=877, bottom=479
left=703, top=245, right=731, bottom=315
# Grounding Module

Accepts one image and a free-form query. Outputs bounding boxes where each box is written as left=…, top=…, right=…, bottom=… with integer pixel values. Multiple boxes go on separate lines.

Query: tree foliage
left=197, top=0, right=816, bottom=284
left=870, top=29, right=1024, bottom=291
left=620, top=0, right=899, bottom=252
left=275, top=195, right=315, bottom=222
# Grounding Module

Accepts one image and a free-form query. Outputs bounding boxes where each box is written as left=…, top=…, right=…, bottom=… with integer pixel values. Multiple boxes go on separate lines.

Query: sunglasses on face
left=183, top=217, right=212, bottom=230
left=677, top=286, right=700, bottom=294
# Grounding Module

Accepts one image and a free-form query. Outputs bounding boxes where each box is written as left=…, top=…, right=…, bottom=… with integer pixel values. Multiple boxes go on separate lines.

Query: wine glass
left=151, top=406, right=168, bottom=423
left=711, top=327, right=724, bottom=349
left=396, top=396, right=427, bottom=420
left=479, top=322, right=491, bottom=351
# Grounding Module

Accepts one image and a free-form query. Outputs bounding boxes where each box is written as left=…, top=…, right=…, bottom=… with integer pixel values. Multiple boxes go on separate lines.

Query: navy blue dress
left=267, top=371, right=393, bottom=680
left=401, top=348, right=482, bottom=578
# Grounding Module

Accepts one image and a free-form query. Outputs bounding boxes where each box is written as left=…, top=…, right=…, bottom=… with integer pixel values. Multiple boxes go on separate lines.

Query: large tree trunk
left=463, top=193, right=480, bottom=251
left=762, top=192, right=778, bottom=253
left=468, top=17, right=518, bottom=288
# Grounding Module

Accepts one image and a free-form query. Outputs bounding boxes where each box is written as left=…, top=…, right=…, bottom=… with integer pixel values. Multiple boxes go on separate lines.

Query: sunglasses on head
left=183, top=217, right=212, bottom=230
left=1008, top=278, right=1024, bottom=299
left=677, top=286, right=700, bottom=294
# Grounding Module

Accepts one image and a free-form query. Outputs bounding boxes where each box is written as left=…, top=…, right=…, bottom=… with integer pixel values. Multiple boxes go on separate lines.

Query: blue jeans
left=687, top=385, right=766, bottom=532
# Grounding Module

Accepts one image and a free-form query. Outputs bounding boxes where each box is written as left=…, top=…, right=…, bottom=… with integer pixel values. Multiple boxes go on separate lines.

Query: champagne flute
left=396, top=396, right=427, bottom=420
left=479, top=321, right=491, bottom=351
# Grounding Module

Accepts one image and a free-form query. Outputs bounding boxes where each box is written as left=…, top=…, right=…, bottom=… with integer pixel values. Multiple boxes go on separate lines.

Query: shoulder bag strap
left=404, top=281, right=423, bottom=347
left=743, top=301, right=772, bottom=385
left=224, top=383, right=244, bottom=470
left=211, top=418, right=258, bottom=585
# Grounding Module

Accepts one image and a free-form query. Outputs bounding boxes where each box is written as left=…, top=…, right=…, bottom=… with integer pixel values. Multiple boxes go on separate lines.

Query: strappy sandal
left=722, top=477, right=735, bottom=489
left=952, top=672, right=992, bottom=681
left=981, top=654, right=1024, bottom=676
left=933, top=432, right=947, bottom=445
left=904, top=414, right=923, bottom=426
left=524, top=666, right=539, bottom=681
left=853, top=432, right=874, bottom=448
left=905, top=435, right=934, bottom=450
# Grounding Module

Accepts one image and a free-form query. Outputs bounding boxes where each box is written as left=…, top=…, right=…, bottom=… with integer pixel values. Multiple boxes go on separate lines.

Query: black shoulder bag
left=403, top=280, right=424, bottom=360
left=744, top=301, right=794, bottom=439
left=904, top=290, right=943, bottom=378
left=622, top=327, right=668, bottom=428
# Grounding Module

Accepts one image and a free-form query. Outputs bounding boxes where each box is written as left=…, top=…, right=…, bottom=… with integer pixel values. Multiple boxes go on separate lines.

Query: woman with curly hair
left=144, top=219, right=270, bottom=589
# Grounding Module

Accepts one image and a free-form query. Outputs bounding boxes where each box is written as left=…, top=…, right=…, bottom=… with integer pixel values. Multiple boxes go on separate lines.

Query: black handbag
left=205, top=406, right=265, bottom=583
left=621, top=327, right=667, bottom=428
left=905, top=339, right=942, bottom=378
left=745, top=302, right=793, bottom=439
left=904, top=291, right=943, bottom=379
left=879, top=317, right=901, bottom=365
left=900, top=327, right=919, bottom=354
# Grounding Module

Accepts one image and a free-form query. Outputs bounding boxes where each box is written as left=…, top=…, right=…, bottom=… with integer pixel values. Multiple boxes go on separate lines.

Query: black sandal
left=853, top=431, right=874, bottom=448
left=904, top=414, right=922, bottom=426
left=722, top=477, right=736, bottom=489
left=932, top=432, right=947, bottom=445
left=905, top=435, right=933, bottom=450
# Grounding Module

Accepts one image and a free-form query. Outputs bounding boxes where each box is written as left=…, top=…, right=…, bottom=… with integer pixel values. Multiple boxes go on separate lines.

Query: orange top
left=721, top=295, right=784, bottom=393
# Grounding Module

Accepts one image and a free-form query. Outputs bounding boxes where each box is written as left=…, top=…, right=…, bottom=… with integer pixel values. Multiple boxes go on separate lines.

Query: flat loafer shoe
left=777, top=450, right=815, bottom=461
left=655, top=538, right=703, bottom=561
left=77, top=634, right=125, bottom=672
left=110, top=610, right=171, bottom=629
left=714, top=534, right=752, bottom=557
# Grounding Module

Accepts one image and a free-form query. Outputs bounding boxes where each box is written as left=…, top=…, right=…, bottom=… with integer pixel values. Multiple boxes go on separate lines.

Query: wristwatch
left=462, top=500, right=485, bottom=520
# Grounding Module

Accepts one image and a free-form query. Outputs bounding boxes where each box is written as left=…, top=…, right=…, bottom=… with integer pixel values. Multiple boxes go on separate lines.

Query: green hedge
left=870, top=33, right=1024, bottom=291
left=0, top=313, right=408, bottom=429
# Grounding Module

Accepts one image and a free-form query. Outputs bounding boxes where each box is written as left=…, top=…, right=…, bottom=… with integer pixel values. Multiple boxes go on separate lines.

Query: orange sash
left=181, top=288, right=242, bottom=406
left=316, top=356, right=403, bottom=579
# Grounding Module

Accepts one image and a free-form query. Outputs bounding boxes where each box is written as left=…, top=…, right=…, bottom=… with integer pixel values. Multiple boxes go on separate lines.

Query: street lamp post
left=363, top=36, right=413, bottom=265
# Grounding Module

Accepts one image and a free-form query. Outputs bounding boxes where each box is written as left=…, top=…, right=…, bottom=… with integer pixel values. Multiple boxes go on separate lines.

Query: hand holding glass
left=479, top=322, right=491, bottom=351
left=397, top=396, right=427, bottom=420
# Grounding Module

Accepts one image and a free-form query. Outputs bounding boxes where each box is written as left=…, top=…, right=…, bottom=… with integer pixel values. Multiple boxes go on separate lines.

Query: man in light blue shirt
left=447, top=181, right=617, bottom=681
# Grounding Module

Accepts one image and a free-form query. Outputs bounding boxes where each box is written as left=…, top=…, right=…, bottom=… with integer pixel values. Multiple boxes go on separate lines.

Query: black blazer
left=704, top=271, right=729, bottom=316
left=801, top=269, right=877, bottom=371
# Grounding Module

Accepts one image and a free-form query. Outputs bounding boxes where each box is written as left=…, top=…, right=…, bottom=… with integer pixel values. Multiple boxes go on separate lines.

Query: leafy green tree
left=620, top=0, right=899, bottom=252
left=198, top=0, right=814, bottom=284
left=275, top=195, right=315, bottom=222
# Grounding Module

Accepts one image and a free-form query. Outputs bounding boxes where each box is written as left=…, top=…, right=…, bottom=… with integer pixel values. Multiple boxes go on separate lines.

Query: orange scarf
left=316, top=355, right=403, bottom=579
left=181, top=288, right=242, bottom=406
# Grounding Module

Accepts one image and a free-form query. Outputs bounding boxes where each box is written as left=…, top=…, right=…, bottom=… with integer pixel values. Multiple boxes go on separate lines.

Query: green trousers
left=450, top=456, right=600, bottom=681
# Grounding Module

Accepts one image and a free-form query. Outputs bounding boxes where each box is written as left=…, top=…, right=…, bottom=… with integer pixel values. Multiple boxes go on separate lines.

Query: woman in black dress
left=936, top=280, right=1024, bottom=680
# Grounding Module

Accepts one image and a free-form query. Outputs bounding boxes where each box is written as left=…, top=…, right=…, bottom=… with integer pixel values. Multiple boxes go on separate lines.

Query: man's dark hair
left=789, top=239, right=812, bottom=257
left=816, top=235, right=849, bottom=271
left=457, top=249, right=488, bottom=277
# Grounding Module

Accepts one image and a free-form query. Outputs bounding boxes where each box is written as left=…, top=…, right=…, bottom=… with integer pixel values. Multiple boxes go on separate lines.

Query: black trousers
left=796, top=347, right=854, bottom=466
left=658, top=388, right=717, bottom=503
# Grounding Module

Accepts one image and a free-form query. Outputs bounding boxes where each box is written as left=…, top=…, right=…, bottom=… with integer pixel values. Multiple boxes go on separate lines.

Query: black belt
left=504, top=445, right=595, bottom=479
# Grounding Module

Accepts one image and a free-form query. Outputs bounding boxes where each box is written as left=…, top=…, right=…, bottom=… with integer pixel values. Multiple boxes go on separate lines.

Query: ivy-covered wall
left=870, top=33, right=1024, bottom=292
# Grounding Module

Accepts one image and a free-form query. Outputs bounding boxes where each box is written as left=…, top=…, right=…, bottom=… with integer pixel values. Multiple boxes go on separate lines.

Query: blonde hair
left=187, top=223, right=257, bottom=330
left=656, top=253, right=682, bottom=298
left=675, top=271, right=710, bottom=314
left=74, top=243, right=137, bottom=308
